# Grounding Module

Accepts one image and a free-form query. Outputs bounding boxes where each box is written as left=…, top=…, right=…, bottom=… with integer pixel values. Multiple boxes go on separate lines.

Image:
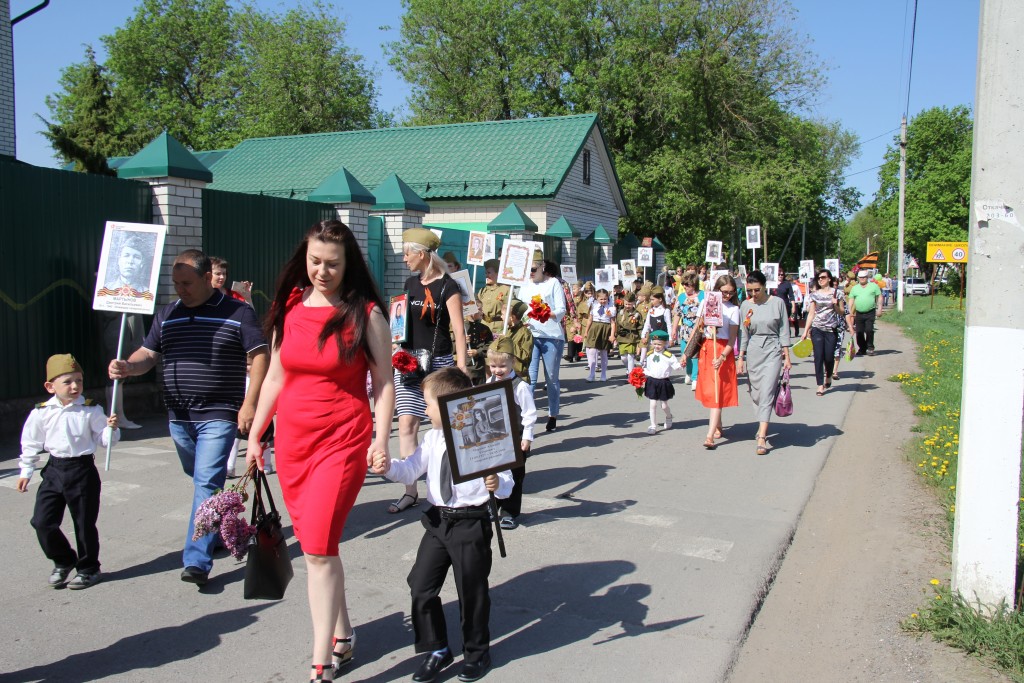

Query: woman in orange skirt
left=695, top=275, right=740, bottom=449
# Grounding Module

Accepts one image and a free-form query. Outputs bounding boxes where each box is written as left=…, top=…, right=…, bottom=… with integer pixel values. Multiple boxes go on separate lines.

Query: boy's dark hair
left=681, top=272, right=700, bottom=289
left=423, top=367, right=472, bottom=399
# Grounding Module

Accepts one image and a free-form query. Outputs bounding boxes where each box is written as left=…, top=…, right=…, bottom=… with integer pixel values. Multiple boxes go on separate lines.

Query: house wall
left=0, top=0, right=15, bottom=157
left=545, top=130, right=622, bottom=239
left=424, top=200, right=547, bottom=228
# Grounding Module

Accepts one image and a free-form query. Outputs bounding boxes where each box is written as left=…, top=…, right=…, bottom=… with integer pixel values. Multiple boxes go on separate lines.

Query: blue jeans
left=528, top=337, right=565, bottom=417
left=168, top=419, right=237, bottom=572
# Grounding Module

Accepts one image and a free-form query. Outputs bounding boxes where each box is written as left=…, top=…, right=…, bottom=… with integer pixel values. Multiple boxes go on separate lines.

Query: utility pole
left=951, top=0, right=1024, bottom=612
left=897, top=116, right=908, bottom=312
left=800, top=218, right=806, bottom=260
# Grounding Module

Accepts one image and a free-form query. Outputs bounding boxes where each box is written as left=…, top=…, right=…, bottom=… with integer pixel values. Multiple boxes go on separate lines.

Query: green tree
left=388, top=0, right=859, bottom=263
left=45, top=0, right=383, bottom=166
left=874, top=105, right=972, bottom=268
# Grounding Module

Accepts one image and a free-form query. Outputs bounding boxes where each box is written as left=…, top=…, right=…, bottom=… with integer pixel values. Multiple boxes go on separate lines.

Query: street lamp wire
left=904, top=0, right=920, bottom=117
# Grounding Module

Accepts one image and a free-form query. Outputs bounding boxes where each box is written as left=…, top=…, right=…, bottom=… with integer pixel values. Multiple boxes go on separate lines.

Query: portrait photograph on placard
left=451, top=269, right=475, bottom=303
left=709, top=269, right=730, bottom=284
left=745, top=225, right=762, bottom=250
left=761, top=262, right=780, bottom=289
left=594, top=267, right=613, bottom=290
left=705, top=240, right=723, bottom=264
left=798, top=259, right=815, bottom=283
left=737, top=264, right=748, bottom=279
left=703, top=290, right=723, bottom=327
left=637, top=247, right=653, bottom=267
left=93, top=221, right=167, bottom=315
left=389, top=294, right=408, bottom=343
left=619, top=259, right=637, bottom=282
left=466, top=232, right=487, bottom=266
left=560, top=264, right=577, bottom=284
left=438, top=380, right=524, bottom=484
left=496, top=241, right=533, bottom=286
left=484, top=234, right=497, bottom=261
left=825, top=259, right=840, bottom=278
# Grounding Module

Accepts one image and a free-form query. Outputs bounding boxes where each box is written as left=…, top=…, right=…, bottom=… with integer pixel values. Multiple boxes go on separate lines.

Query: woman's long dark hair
left=265, top=220, right=387, bottom=365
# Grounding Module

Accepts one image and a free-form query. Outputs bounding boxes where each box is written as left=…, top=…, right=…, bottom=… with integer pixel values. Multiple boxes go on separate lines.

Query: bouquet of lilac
left=192, top=468, right=257, bottom=559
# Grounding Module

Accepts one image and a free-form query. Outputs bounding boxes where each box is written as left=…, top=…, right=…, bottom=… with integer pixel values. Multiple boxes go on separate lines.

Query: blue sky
left=9, top=0, right=978, bottom=207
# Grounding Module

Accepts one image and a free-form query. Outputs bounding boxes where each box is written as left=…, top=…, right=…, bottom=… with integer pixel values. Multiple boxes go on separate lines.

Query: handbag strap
left=248, top=470, right=279, bottom=524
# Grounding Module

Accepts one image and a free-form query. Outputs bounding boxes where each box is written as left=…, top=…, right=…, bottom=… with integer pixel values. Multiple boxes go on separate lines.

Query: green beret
left=489, top=336, right=515, bottom=356
left=650, top=330, right=669, bottom=340
left=510, top=299, right=528, bottom=319
left=46, top=353, right=82, bottom=382
left=403, top=227, right=440, bottom=251
left=484, top=258, right=500, bottom=271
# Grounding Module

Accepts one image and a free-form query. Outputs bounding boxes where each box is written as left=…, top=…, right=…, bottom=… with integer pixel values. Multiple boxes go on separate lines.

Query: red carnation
left=628, top=367, right=647, bottom=399
left=528, top=295, right=552, bottom=323
left=392, top=350, right=420, bottom=374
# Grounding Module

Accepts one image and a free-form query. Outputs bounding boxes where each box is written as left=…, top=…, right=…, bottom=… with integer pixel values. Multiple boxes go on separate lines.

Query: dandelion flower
left=930, top=578, right=940, bottom=586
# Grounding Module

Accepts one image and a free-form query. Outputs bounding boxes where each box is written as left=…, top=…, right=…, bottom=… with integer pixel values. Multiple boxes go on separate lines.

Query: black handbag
left=243, top=469, right=293, bottom=600
left=400, top=278, right=447, bottom=387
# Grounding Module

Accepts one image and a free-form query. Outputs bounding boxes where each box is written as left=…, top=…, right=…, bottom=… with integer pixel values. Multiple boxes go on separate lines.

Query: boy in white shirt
left=486, top=337, right=536, bottom=530
left=371, top=367, right=512, bottom=683
left=17, top=354, right=120, bottom=589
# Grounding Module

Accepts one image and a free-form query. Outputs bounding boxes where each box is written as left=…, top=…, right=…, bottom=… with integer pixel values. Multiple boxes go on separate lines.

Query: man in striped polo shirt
left=109, top=250, right=269, bottom=586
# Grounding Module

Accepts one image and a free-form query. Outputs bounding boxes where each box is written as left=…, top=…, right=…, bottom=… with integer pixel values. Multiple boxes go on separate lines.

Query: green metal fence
left=535, top=233, right=563, bottom=266
left=203, top=189, right=335, bottom=319
left=0, top=159, right=153, bottom=401
left=576, top=236, right=602, bottom=283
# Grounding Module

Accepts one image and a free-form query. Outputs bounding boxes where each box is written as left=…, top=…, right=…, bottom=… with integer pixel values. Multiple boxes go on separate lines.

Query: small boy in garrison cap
left=505, top=299, right=534, bottom=382
left=17, top=354, right=120, bottom=590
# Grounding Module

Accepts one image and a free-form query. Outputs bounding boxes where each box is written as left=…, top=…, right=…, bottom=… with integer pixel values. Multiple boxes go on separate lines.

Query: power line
left=844, top=164, right=883, bottom=179
left=904, top=0, right=920, bottom=116
left=860, top=128, right=900, bottom=145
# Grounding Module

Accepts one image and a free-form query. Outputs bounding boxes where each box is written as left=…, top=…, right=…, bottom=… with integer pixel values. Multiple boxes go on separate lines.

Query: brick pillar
left=146, top=177, right=207, bottom=304
left=0, top=0, right=15, bottom=158
left=333, top=203, right=371, bottom=261
left=561, top=237, right=579, bottom=265
left=375, top=209, right=426, bottom=300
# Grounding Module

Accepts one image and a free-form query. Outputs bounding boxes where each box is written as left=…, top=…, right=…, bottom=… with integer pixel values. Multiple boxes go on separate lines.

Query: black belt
left=431, top=503, right=489, bottom=520
left=46, top=454, right=94, bottom=466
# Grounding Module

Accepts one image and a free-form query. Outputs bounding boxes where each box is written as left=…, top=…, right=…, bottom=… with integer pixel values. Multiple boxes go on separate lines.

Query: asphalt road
left=0, top=343, right=872, bottom=683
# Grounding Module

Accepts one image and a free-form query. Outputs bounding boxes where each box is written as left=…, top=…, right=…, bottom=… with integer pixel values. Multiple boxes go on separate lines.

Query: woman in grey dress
left=737, top=271, right=792, bottom=455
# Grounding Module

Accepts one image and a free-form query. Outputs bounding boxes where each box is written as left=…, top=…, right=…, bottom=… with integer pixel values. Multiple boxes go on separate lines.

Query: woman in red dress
left=247, top=220, right=394, bottom=682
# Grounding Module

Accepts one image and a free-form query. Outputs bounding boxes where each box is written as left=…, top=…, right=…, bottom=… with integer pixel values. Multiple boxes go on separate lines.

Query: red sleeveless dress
left=275, top=288, right=373, bottom=556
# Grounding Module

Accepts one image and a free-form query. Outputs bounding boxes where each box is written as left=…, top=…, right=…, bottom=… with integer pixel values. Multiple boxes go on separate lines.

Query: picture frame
left=496, top=241, right=534, bottom=286
left=389, top=294, right=408, bottom=343
left=798, top=259, right=815, bottom=283
left=594, top=266, right=615, bottom=290
left=745, top=225, right=762, bottom=250
left=705, top=240, right=723, bottom=264
left=560, top=264, right=577, bottom=284
left=466, top=232, right=487, bottom=266
left=709, top=269, right=730, bottom=286
left=93, top=221, right=168, bottom=315
left=484, top=234, right=497, bottom=261
left=761, top=262, right=780, bottom=289
left=450, top=269, right=475, bottom=304
left=702, top=290, right=723, bottom=327
left=825, top=258, right=840, bottom=279
left=438, top=379, right=525, bottom=485
left=619, top=259, right=637, bottom=282
left=737, top=264, right=748, bottom=280
left=637, top=247, right=654, bottom=267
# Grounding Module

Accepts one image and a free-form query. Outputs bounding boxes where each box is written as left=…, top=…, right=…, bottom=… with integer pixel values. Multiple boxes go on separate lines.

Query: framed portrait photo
left=798, top=259, right=815, bottom=283
left=93, top=221, right=168, bottom=315
left=745, top=225, right=762, bottom=250
left=438, top=379, right=525, bottom=484
left=705, top=240, right=723, bottom=264
left=496, top=241, right=533, bottom=286
left=484, top=234, right=497, bottom=261
left=702, top=290, right=724, bottom=327
left=560, top=264, right=577, bottom=284
left=389, top=294, right=408, bottom=343
left=466, top=232, right=487, bottom=266
left=637, top=247, right=654, bottom=267
left=450, top=269, right=475, bottom=304
left=761, top=262, right=780, bottom=289
left=825, top=258, right=840, bottom=278
left=594, top=266, right=614, bottom=290
left=619, top=259, right=637, bottom=282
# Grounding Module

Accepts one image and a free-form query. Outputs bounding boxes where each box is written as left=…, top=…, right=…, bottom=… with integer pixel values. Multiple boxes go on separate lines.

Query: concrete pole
left=950, top=0, right=1024, bottom=612
left=897, top=116, right=907, bottom=311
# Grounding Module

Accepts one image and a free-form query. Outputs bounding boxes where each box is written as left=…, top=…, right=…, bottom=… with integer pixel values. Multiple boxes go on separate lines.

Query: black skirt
left=644, top=376, right=675, bottom=401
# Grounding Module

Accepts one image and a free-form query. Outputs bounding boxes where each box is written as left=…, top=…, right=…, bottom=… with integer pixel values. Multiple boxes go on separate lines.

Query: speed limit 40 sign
left=926, top=241, right=969, bottom=263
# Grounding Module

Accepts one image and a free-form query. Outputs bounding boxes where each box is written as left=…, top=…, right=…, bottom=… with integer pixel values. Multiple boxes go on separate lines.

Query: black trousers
left=500, top=466, right=526, bottom=518
left=566, top=339, right=583, bottom=363
left=854, top=309, right=877, bottom=352
left=407, top=507, right=493, bottom=663
left=30, top=456, right=102, bottom=572
left=810, top=327, right=838, bottom=385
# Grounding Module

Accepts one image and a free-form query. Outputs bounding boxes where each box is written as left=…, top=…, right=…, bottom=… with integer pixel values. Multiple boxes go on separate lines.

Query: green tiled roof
left=207, top=114, right=605, bottom=201
left=63, top=148, right=230, bottom=174
left=618, top=232, right=641, bottom=248
left=308, top=166, right=375, bottom=204
left=546, top=216, right=581, bottom=239
left=117, top=132, right=213, bottom=181
left=373, top=174, right=429, bottom=212
left=487, top=202, right=538, bottom=233
left=592, top=224, right=614, bottom=244
left=423, top=222, right=490, bottom=233
left=652, top=237, right=667, bottom=253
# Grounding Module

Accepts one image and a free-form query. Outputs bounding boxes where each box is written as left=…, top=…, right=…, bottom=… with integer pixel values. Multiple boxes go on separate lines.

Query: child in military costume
left=477, top=259, right=510, bottom=337
left=464, top=301, right=494, bottom=385
left=506, top=299, right=534, bottom=382
left=616, top=291, right=643, bottom=373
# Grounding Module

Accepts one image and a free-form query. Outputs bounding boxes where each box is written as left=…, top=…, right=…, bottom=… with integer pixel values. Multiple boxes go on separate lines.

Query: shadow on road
left=102, top=549, right=181, bottom=583
left=2, top=605, right=272, bottom=682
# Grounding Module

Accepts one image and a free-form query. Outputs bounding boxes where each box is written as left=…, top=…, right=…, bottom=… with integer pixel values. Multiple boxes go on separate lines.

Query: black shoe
left=181, top=566, right=209, bottom=585
left=48, top=565, right=74, bottom=588
left=412, top=650, right=453, bottom=682
left=545, top=417, right=557, bottom=432
left=866, top=348, right=875, bottom=356
left=68, top=570, right=102, bottom=590
left=458, top=653, right=492, bottom=682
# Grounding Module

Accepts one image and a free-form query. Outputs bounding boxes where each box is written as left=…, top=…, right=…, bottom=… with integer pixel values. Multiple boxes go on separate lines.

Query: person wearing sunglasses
left=516, top=256, right=567, bottom=432
left=737, top=270, right=792, bottom=455
left=694, top=275, right=740, bottom=449
left=799, top=269, right=850, bottom=395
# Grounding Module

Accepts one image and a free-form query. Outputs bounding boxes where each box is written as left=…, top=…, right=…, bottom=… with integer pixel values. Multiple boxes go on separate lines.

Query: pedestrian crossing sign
left=926, top=241, right=968, bottom=263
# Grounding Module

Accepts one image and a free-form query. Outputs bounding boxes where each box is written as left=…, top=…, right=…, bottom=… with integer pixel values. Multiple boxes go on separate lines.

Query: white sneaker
left=691, top=381, right=697, bottom=391
left=119, top=418, right=142, bottom=429
left=647, top=425, right=657, bottom=434
left=684, top=375, right=691, bottom=385
left=663, top=418, right=673, bottom=430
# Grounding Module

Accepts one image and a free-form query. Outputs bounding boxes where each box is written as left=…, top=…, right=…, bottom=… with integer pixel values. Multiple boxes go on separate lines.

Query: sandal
left=387, top=493, right=419, bottom=514
left=310, top=664, right=334, bottom=682
left=703, top=437, right=716, bottom=450
left=756, top=436, right=769, bottom=455
left=714, top=429, right=723, bottom=439
left=333, top=632, right=356, bottom=670
left=816, top=387, right=825, bottom=396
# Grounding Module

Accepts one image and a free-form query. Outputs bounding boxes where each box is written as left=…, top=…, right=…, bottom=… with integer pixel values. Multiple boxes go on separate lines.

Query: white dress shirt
left=643, top=350, right=682, bottom=379
left=386, top=429, right=514, bottom=507
left=516, top=277, right=567, bottom=339
left=486, top=371, right=537, bottom=442
left=19, top=396, right=120, bottom=481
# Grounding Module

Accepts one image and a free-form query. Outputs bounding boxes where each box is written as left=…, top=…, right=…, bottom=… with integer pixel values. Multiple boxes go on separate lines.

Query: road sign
left=926, top=241, right=969, bottom=263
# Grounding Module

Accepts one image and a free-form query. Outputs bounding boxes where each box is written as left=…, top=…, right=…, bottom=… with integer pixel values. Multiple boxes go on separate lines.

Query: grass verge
left=887, top=294, right=1024, bottom=681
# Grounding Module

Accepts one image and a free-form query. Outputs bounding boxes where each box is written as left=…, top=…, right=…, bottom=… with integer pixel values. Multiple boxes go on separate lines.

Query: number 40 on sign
left=926, top=241, right=969, bottom=263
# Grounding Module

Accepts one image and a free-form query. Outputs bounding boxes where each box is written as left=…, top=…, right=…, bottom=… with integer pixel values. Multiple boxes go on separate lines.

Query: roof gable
left=207, top=114, right=605, bottom=202
left=546, top=216, right=581, bottom=238
left=308, top=166, right=375, bottom=204
left=117, top=132, right=213, bottom=182
left=487, top=202, right=538, bottom=233
left=373, top=173, right=429, bottom=212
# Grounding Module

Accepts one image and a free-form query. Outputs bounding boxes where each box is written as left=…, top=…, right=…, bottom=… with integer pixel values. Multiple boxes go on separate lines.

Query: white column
left=950, top=0, right=1024, bottom=612
left=147, top=177, right=207, bottom=305
left=374, top=209, right=425, bottom=300
left=333, top=203, right=371, bottom=260
left=562, top=237, right=578, bottom=266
